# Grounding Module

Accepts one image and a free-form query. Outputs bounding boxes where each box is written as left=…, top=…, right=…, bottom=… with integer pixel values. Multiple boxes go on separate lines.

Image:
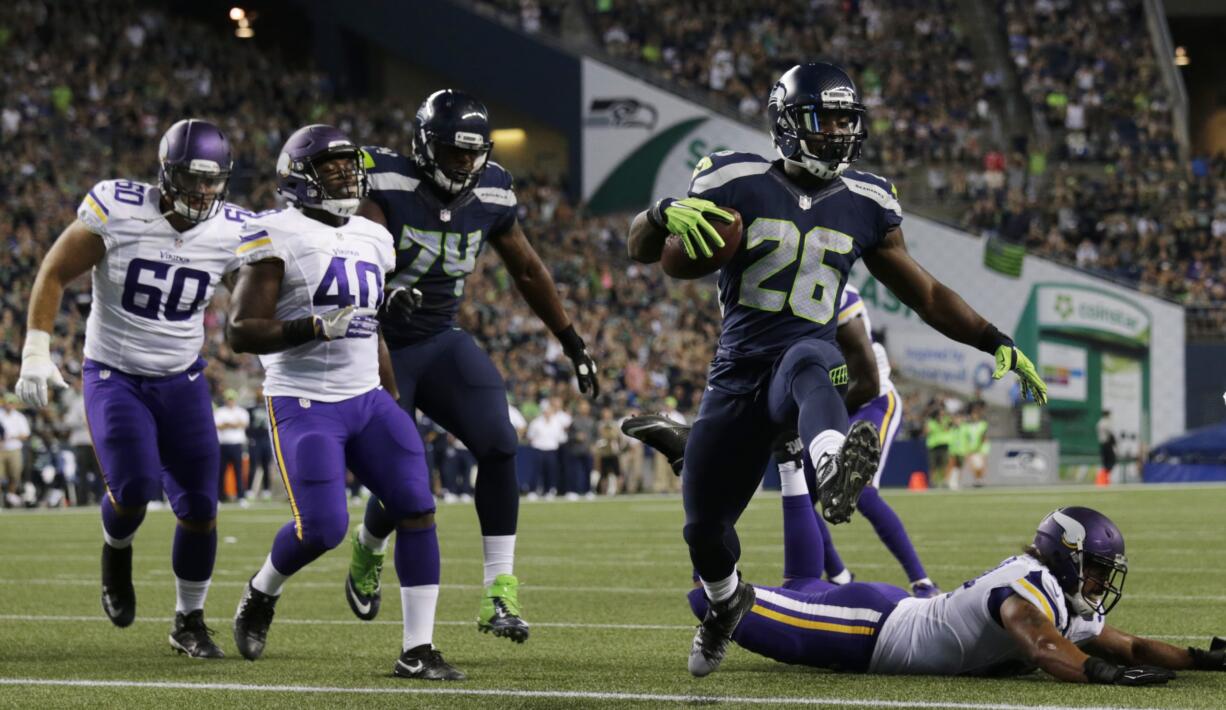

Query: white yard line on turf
left=2, top=577, right=1223, bottom=602
left=0, top=614, right=1209, bottom=641
left=0, top=678, right=1196, bottom=710
left=1, top=483, right=1223, bottom=518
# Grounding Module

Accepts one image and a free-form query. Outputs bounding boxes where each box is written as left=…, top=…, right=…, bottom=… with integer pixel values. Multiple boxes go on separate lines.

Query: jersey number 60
left=121, top=258, right=211, bottom=321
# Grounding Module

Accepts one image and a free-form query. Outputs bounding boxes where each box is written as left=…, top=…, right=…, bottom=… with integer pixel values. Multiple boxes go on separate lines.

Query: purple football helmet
left=275, top=124, right=367, bottom=218
left=158, top=119, right=233, bottom=223
left=1033, top=506, right=1127, bottom=618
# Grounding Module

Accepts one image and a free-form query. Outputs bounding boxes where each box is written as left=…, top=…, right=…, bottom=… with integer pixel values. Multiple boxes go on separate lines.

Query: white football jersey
left=869, top=555, right=1106, bottom=676
left=837, top=284, right=892, bottom=395
left=236, top=207, right=396, bottom=402
left=77, top=179, right=251, bottom=377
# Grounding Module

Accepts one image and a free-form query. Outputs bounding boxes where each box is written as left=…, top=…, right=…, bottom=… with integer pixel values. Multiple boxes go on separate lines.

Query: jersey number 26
left=739, top=220, right=854, bottom=324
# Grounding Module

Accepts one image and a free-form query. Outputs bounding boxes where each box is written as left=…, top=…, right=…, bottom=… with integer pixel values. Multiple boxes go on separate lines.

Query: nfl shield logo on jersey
left=799, top=195, right=812, bottom=210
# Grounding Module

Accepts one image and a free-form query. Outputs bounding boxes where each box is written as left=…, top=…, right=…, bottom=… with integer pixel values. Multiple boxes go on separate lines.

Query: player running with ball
left=626, top=62, right=1047, bottom=676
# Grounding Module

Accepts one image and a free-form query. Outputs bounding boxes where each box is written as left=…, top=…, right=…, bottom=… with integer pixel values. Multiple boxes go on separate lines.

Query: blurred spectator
left=1, top=394, right=30, bottom=507
left=246, top=387, right=274, bottom=500
left=564, top=399, right=597, bottom=500
left=594, top=406, right=625, bottom=495
left=214, top=389, right=249, bottom=505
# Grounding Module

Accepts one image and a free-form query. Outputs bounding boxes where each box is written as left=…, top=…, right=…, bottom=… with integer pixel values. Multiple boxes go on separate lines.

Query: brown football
left=660, top=207, right=743, bottom=279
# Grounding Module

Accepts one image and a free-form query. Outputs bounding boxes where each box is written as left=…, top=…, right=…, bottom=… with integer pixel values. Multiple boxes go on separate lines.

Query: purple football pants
left=84, top=357, right=218, bottom=521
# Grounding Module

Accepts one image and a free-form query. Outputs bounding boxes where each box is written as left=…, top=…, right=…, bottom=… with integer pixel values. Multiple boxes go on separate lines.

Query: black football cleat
left=233, top=578, right=278, bottom=661
left=101, top=543, right=136, bottom=628
left=816, top=420, right=880, bottom=524
left=688, top=581, right=755, bottom=677
left=393, top=644, right=467, bottom=680
left=621, top=413, right=690, bottom=475
left=169, top=609, right=225, bottom=659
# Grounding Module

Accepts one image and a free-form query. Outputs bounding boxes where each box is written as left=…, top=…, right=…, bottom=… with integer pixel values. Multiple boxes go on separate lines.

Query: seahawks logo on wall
left=585, top=99, right=658, bottom=129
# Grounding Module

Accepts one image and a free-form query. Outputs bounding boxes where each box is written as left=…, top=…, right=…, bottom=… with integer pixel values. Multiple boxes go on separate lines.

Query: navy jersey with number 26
left=363, top=146, right=518, bottom=347
left=688, top=151, right=902, bottom=380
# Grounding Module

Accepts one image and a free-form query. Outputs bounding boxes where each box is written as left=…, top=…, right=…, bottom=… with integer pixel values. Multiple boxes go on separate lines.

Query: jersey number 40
left=312, top=257, right=384, bottom=309
left=739, top=220, right=855, bottom=324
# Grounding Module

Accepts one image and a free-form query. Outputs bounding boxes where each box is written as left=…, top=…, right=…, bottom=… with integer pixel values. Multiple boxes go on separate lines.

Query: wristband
left=283, top=317, right=318, bottom=346
left=554, top=324, right=585, bottom=355
left=1083, top=656, right=1120, bottom=684
left=646, top=198, right=675, bottom=230
left=22, top=329, right=52, bottom=357
left=975, top=323, right=1014, bottom=356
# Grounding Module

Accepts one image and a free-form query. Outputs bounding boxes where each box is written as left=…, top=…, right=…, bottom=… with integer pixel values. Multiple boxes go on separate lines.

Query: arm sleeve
left=686, top=154, right=735, bottom=205
left=838, top=287, right=866, bottom=325
left=233, top=223, right=285, bottom=267
left=1009, top=570, right=1068, bottom=629
left=77, top=181, right=116, bottom=248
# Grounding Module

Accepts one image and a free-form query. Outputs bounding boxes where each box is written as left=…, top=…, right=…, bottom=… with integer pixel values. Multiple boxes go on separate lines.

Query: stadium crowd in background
left=2, top=0, right=1220, bottom=506
left=576, top=0, right=1226, bottom=307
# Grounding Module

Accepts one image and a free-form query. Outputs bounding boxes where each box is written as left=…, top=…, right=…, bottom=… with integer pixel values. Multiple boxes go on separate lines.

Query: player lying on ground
left=18, top=119, right=250, bottom=659
left=686, top=444, right=1226, bottom=682
left=345, top=89, right=599, bottom=642
left=626, top=61, right=1048, bottom=677
left=227, top=124, right=462, bottom=680
left=625, top=282, right=939, bottom=597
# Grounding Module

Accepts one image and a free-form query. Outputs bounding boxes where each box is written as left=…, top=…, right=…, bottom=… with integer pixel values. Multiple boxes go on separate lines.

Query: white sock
left=102, top=529, right=135, bottom=549
left=252, top=554, right=288, bottom=597
left=175, top=577, right=211, bottom=613
left=830, top=569, right=853, bottom=585
left=482, top=534, right=516, bottom=587
left=358, top=524, right=389, bottom=553
left=808, top=429, right=845, bottom=483
left=778, top=461, right=808, bottom=498
left=401, top=584, right=440, bottom=651
left=701, top=571, right=738, bottom=604
left=911, top=577, right=934, bottom=588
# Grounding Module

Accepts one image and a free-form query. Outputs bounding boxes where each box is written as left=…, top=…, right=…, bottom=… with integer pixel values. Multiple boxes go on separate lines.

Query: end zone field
left=2, top=484, right=1224, bottom=709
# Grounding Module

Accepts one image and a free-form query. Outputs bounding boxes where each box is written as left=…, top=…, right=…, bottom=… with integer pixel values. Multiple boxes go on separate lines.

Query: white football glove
left=16, top=330, right=68, bottom=408
left=312, top=306, right=379, bottom=341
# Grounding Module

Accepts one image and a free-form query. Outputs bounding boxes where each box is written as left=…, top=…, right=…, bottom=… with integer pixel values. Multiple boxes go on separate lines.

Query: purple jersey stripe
left=239, top=230, right=269, bottom=243
left=88, top=189, right=110, bottom=215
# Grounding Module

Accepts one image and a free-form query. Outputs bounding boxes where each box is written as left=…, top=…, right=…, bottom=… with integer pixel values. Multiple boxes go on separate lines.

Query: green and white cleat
left=345, top=531, right=384, bottom=621
left=477, top=573, right=529, bottom=643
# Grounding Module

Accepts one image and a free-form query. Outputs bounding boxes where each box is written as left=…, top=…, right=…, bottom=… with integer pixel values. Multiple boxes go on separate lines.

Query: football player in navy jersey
left=342, top=90, right=598, bottom=643
left=627, top=62, right=1048, bottom=676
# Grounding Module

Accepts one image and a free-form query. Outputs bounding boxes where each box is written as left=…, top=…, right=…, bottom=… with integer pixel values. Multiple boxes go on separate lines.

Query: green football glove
left=993, top=344, right=1048, bottom=405
left=650, top=197, right=733, bottom=259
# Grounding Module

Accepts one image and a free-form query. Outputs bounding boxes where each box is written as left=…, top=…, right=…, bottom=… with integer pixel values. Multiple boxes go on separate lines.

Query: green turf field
left=2, top=484, right=1225, bottom=709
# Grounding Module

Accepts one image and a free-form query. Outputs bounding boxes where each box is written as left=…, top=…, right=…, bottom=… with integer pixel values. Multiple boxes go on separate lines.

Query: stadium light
left=1174, top=46, right=1190, bottom=67
left=229, top=7, right=246, bottom=21
left=491, top=128, right=526, bottom=145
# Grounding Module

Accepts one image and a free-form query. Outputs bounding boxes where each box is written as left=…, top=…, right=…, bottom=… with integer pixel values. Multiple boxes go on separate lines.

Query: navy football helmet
left=767, top=63, right=868, bottom=180
left=158, top=119, right=233, bottom=223
left=412, top=89, right=493, bottom=194
left=275, top=124, right=367, bottom=218
left=1033, top=506, right=1127, bottom=619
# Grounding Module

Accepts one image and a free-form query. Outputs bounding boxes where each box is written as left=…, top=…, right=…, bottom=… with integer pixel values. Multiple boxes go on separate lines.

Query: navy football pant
left=366, top=329, right=519, bottom=537
left=683, top=339, right=848, bottom=585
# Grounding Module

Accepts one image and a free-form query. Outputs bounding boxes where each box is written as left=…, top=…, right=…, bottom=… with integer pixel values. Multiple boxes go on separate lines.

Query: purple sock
left=172, top=525, right=217, bottom=582
left=782, top=494, right=826, bottom=580
left=101, top=497, right=145, bottom=542
left=394, top=524, right=440, bottom=587
left=857, top=486, right=927, bottom=583
left=269, top=521, right=328, bottom=577
left=816, top=514, right=848, bottom=580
